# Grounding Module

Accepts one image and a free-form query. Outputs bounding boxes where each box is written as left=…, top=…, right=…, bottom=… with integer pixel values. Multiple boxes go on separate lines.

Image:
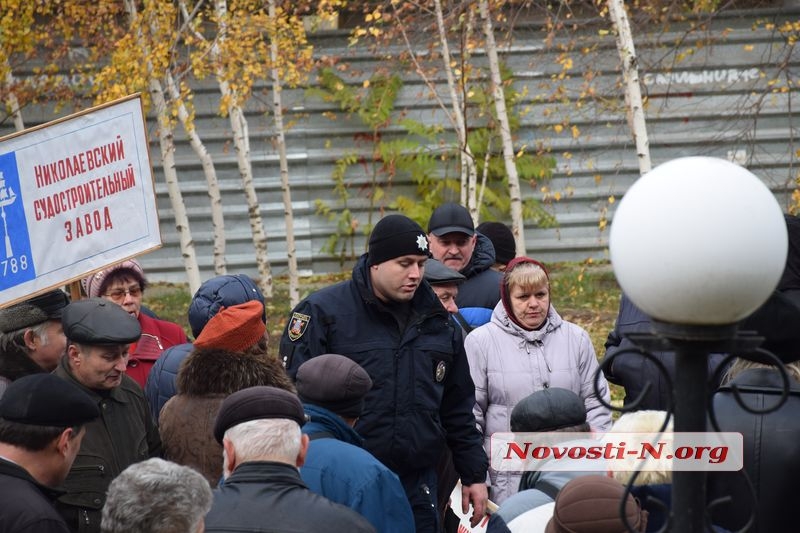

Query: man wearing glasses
left=81, top=259, right=187, bottom=388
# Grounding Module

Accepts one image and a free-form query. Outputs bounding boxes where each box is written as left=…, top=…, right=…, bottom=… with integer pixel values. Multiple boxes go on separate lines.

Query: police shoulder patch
left=287, top=312, right=310, bottom=341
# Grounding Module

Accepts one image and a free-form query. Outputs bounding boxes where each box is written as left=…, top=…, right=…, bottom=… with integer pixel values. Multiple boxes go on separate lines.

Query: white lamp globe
left=609, top=156, right=788, bottom=325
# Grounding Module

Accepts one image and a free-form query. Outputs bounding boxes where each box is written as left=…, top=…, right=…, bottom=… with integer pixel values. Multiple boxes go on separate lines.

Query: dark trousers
left=435, top=447, right=461, bottom=533
left=400, top=468, right=440, bottom=533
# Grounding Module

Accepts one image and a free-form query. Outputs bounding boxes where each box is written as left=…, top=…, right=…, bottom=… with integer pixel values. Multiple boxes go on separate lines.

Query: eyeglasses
left=104, top=286, right=142, bottom=301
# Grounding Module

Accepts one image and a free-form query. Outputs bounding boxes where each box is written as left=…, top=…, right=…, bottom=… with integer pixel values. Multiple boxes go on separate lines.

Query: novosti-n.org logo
left=489, top=432, right=743, bottom=472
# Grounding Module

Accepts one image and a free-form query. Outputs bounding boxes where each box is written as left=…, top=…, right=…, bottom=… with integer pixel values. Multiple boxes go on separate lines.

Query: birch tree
left=607, top=0, right=651, bottom=175
left=478, top=0, right=526, bottom=255
left=95, top=0, right=202, bottom=293
left=267, top=0, right=298, bottom=306
left=0, top=0, right=40, bottom=130
left=208, top=0, right=272, bottom=297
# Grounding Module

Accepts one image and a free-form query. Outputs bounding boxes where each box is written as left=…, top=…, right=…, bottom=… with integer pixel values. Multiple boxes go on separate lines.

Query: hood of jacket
left=177, top=347, right=294, bottom=396
left=187, top=274, right=265, bottom=338
left=461, top=233, right=497, bottom=278
left=302, top=403, right=364, bottom=447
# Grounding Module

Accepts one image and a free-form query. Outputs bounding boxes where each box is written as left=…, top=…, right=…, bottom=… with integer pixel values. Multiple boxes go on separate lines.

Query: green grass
left=144, top=261, right=624, bottom=405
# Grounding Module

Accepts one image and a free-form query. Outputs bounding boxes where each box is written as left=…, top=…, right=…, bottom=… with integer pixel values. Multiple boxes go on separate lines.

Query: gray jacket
left=464, top=302, right=612, bottom=503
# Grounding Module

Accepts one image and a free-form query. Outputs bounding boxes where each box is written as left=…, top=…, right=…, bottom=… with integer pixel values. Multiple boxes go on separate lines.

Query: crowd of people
left=0, top=203, right=796, bottom=533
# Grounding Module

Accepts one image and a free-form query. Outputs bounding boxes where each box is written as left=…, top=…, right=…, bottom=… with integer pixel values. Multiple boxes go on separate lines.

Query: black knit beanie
left=368, top=214, right=431, bottom=265
left=477, top=221, right=516, bottom=265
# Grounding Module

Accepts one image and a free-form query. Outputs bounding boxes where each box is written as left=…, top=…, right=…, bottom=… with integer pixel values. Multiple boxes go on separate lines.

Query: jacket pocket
left=59, top=462, right=108, bottom=510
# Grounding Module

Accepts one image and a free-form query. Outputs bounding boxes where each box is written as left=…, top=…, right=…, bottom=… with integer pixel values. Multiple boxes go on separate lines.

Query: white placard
left=0, top=94, right=161, bottom=306
left=449, top=481, right=492, bottom=532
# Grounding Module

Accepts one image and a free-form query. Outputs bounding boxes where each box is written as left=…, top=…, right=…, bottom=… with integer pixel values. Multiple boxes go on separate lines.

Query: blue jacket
left=144, top=274, right=266, bottom=425
left=300, top=404, right=414, bottom=533
left=280, top=254, right=487, bottom=485
left=144, top=342, right=192, bottom=424
left=456, top=233, right=503, bottom=328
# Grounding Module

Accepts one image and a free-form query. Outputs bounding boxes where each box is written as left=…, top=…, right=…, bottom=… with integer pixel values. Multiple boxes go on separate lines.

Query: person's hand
left=461, top=482, right=488, bottom=527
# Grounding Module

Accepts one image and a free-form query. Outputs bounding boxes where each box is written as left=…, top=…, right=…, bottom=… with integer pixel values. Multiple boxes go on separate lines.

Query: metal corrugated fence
left=5, top=8, right=799, bottom=283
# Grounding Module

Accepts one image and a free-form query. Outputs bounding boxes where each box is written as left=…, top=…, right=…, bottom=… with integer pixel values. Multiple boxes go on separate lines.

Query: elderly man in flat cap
left=52, top=298, right=161, bottom=533
left=0, top=289, right=70, bottom=397
left=205, top=385, right=375, bottom=532
left=295, top=354, right=414, bottom=533
left=0, top=373, right=100, bottom=532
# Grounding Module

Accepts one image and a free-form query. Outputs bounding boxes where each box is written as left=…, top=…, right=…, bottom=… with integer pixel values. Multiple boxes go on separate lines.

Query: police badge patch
left=435, top=360, right=447, bottom=382
left=287, top=312, right=310, bottom=341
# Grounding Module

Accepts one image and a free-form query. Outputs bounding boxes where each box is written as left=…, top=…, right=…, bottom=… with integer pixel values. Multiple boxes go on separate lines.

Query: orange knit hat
left=193, top=300, right=266, bottom=352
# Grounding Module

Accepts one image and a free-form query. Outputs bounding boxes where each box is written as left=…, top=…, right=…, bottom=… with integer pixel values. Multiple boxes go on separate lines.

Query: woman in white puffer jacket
left=464, top=257, right=612, bottom=505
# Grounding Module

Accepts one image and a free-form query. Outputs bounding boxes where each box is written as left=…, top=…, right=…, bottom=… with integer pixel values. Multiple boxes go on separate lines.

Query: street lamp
left=608, top=156, right=787, bottom=532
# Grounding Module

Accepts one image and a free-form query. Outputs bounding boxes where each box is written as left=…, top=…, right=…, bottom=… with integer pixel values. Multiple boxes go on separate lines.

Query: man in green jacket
left=53, top=298, right=161, bottom=533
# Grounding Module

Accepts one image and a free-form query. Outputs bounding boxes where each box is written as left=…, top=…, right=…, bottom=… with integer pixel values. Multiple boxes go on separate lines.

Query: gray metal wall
left=6, top=8, right=799, bottom=284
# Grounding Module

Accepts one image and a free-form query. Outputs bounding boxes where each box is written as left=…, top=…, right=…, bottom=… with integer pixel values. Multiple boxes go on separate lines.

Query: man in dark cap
left=0, top=373, right=100, bottom=532
left=281, top=213, right=488, bottom=532
left=52, top=298, right=161, bottom=533
left=425, top=258, right=465, bottom=314
left=427, top=203, right=503, bottom=327
left=205, top=386, right=375, bottom=532
left=0, top=289, right=70, bottom=397
left=296, top=354, right=414, bottom=532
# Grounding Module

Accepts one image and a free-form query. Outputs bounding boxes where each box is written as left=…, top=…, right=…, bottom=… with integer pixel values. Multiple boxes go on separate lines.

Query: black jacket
left=204, top=461, right=375, bottom=532
left=602, top=293, right=726, bottom=410
left=280, top=254, right=487, bottom=485
left=707, top=368, right=800, bottom=533
left=456, top=233, right=503, bottom=326
left=0, top=458, right=71, bottom=533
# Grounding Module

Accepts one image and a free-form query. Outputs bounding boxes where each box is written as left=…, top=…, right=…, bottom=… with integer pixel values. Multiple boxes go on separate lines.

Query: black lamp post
left=608, top=156, right=788, bottom=532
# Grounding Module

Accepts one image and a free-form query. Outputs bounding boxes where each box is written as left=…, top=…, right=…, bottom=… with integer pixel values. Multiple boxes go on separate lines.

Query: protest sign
left=0, top=94, right=161, bottom=306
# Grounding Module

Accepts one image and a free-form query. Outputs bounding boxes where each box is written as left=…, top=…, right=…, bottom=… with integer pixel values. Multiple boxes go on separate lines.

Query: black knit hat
left=295, top=354, right=373, bottom=418
left=368, top=214, right=431, bottom=266
left=0, top=374, right=100, bottom=427
left=477, top=221, right=516, bottom=265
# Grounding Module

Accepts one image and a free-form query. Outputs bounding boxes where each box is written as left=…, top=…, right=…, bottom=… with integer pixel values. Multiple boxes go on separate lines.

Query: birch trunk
left=149, top=78, right=202, bottom=294
left=0, top=51, right=25, bottom=131
left=124, top=0, right=201, bottom=293
left=213, top=0, right=273, bottom=297
left=268, top=0, right=299, bottom=307
left=165, top=71, right=227, bottom=275
left=608, top=0, right=651, bottom=174
left=433, top=0, right=478, bottom=215
left=479, top=0, right=526, bottom=255
left=3, top=65, right=24, bottom=131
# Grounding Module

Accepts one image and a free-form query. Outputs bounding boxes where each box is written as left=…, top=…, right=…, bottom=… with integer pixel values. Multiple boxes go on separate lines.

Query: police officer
left=53, top=298, right=161, bottom=533
left=280, top=214, right=488, bottom=532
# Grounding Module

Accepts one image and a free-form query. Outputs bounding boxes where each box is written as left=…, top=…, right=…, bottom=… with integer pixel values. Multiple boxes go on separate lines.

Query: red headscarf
left=500, top=257, right=549, bottom=331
